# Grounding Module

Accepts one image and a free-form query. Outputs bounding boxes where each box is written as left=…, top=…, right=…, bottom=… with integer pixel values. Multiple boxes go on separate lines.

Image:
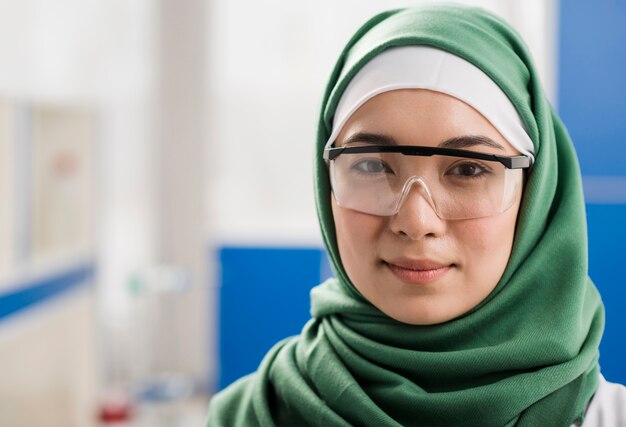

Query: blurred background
left=0, top=0, right=624, bottom=426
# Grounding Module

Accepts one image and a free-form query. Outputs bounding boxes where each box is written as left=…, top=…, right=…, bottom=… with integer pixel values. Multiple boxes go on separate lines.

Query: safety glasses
left=324, top=145, right=531, bottom=219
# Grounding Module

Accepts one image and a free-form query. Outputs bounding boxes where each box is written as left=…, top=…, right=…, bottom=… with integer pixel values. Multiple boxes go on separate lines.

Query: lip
left=383, top=258, right=453, bottom=285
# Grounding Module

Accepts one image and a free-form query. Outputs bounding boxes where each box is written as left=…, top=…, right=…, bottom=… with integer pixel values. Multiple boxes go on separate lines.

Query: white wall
left=0, top=0, right=213, bottom=405
left=0, top=287, right=97, bottom=427
left=0, top=0, right=160, bottom=419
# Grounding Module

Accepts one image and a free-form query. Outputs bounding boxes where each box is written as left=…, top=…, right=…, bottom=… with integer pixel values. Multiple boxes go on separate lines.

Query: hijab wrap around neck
left=208, top=5, right=605, bottom=426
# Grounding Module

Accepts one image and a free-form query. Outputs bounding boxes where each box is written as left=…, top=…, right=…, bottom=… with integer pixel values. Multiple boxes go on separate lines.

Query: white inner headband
left=326, top=46, right=535, bottom=162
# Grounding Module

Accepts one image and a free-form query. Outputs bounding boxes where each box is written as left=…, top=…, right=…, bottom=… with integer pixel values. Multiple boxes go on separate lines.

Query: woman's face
left=331, top=89, right=523, bottom=325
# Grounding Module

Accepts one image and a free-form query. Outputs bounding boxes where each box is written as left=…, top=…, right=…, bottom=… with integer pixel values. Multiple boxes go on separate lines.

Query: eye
left=351, top=158, right=394, bottom=175
left=446, top=161, right=491, bottom=178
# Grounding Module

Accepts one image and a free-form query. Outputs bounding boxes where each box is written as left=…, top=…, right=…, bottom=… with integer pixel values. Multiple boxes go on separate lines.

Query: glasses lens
left=329, top=150, right=523, bottom=219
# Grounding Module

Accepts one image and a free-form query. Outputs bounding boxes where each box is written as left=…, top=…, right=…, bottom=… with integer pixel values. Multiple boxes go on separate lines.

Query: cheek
left=331, top=198, right=385, bottom=269
left=454, top=206, right=519, bottom=282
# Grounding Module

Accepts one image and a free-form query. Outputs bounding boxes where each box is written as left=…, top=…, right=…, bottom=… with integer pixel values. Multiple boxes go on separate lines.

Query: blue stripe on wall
left=0, top=264, right=94, bottom=322
left=583, top=177, right=626, bottom=204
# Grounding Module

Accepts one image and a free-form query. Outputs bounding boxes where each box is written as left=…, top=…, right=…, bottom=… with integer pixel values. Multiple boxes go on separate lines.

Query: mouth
left=383, top=258, right=454, bottom=285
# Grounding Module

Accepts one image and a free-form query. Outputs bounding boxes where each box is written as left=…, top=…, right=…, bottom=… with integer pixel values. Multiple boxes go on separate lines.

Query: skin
left=331, top=89, right=523, bottom=325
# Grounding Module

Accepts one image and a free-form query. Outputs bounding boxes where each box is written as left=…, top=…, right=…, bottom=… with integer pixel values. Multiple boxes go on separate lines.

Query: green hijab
left=208, top=4, right=604, bottom=426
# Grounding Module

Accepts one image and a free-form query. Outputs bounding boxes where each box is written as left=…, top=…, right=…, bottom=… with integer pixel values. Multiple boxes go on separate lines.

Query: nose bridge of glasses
left=395, top=175, right=439, bottom=215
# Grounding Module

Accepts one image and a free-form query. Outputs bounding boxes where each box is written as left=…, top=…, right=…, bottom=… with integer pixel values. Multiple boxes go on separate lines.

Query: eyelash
left=351, top=159, right=394, bottom=175
left=446, top=161, right=492, bottom=178
left=348, top=158, right=494, bottom=180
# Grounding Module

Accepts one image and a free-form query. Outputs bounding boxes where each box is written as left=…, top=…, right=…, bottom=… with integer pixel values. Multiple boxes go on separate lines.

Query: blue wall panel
left=217, top=246, right=331, bottom=390
left=559, top=1, right=626, bottom=176
left=560, top=1, right=626, bottom=384
left=587, top=204, right=626, bottom=384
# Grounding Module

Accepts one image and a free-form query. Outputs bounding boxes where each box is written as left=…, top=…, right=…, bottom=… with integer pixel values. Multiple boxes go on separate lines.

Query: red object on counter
left=98, top=396, right=133, bottom=423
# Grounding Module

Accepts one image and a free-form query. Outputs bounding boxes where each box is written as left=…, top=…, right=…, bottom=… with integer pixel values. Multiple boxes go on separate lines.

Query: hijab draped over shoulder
left=207, top=4, right=605, bottom=426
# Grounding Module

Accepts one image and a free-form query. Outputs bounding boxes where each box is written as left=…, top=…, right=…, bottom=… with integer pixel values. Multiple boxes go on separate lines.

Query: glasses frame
left=324, top=145, right=532, bottom=170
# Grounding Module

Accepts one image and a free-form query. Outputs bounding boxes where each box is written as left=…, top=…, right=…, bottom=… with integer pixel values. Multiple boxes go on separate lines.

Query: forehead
left=335, top=89, right=519, bottom=155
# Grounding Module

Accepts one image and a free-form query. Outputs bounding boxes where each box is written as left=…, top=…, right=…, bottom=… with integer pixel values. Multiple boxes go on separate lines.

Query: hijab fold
left=208, top=5, right=604, bottom=426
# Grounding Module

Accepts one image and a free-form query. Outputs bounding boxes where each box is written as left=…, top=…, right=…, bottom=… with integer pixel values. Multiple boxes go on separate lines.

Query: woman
left=207, top=4, right=626, bottom=426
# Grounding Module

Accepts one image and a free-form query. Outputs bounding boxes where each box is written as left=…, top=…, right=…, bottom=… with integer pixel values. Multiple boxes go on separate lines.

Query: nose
left=388, top=178, right=447, bottom=239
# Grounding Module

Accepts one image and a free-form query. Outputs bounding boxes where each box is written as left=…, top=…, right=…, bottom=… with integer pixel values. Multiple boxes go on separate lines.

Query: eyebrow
left=439, top=135, right=505, bottom=151
left=342, top=132, right=396, bottom=146
left=341, top=132, right=505, bottom=151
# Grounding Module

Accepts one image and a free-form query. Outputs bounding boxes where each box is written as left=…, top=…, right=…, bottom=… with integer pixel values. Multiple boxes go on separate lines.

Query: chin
left=394, top=313, right=452, bottom=326
left=383, top=301, right=459, bottom=326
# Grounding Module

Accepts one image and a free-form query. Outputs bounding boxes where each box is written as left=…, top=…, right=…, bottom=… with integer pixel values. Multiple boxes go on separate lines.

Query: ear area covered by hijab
left=207, top=4, right=605, bottom=427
